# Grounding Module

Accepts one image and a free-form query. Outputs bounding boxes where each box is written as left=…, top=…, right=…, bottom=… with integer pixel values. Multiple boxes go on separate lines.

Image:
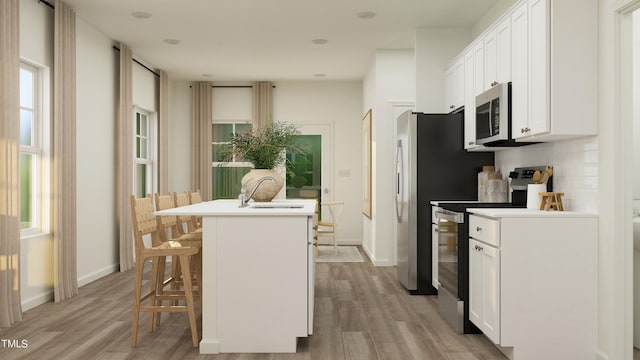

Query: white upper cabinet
left=495, top=17, right=511, bottom=84
left=484, top=30, right=497, bottom=90
left=511, top=2, right=529, bottom=139
left=515, top=0, right=597, bottom=141
left=464, top=49, right=479, bottom=150
left=449, top=0, right=598, bottom=147
left=473, top=41, right=485, bottom=96
left=444, top=55, right=465, bottom=113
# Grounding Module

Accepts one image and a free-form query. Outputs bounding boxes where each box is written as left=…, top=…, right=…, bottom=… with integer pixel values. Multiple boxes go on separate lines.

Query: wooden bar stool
left=129, top=195, right=200, bottom=347
left=173, top=191, right=202, bottom=234
left=154, top=193, right=202, bottom=303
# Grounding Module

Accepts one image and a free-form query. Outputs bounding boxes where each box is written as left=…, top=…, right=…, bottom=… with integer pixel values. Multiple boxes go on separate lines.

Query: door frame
left=296, top=124, right=333, bottom=215
left=606, top=0, right=638, bottom=358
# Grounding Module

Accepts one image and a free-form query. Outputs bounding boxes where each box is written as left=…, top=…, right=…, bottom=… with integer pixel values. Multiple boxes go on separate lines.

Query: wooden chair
left=129, top=195, right=199, bottom=347
left=317, top=201, right=344, bottom=254
left=153, top=193, right=202, bottom=301
left=173, top=191, right=202, bottom=234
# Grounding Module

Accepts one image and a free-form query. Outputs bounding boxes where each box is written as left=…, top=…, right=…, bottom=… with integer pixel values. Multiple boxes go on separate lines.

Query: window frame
left=133, top=108, right=158, bottom=198
left=212, top=121, right=253, bottom=200
left=19, top=62, right=43, bottom=237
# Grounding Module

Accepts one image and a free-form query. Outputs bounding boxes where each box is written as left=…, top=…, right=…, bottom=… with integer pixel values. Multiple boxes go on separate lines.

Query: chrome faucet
left=239, top=176, right=277, bottom=207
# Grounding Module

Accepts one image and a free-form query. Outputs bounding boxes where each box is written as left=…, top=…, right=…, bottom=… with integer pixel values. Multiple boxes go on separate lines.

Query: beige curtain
left=0, top=0, right=22, bottom=326
left=52, top=0, right=78, bottom=302
left=159, top=70, right=169, bottom=194
left=252, top=81, right=273, bottom=128
left=191, top=82, right=212, bottom=200
left=117, top=44, right=134, bottom=272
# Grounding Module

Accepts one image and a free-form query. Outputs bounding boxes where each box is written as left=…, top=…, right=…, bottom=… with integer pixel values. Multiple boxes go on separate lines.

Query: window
left=134, top=110, right=157, bottom=198
left=19, top=63, right=41, bottom=233
left=212, top=122, right=252, bottom=199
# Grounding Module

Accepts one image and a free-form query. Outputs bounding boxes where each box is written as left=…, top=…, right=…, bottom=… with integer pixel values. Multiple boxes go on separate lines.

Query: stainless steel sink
left=249, top=203, right=304, bottom=209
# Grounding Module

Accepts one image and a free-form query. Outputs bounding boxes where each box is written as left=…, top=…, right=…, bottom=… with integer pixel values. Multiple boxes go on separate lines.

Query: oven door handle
left=435, top=210, right=464, bottom=223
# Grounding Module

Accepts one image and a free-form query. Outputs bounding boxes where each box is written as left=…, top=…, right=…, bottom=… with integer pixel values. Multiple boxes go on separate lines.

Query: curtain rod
left=188, top=85, right=277, bottom=88
left=39, top=0, right=54, bottom=9
left=112, top=46, right=160, bottom=77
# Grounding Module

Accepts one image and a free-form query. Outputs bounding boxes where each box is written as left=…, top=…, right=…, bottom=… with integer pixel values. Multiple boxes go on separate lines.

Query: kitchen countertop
left=430, top=200, right=480, bottom=206
left=154, top=199, right=316, bottom=217
left=468, top=208, right=598, bottom=218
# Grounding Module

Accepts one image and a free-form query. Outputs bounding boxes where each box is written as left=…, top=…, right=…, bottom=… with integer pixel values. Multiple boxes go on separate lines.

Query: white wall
left=132, top=62, right=158, bottom=112
left=471, top=0, right=519, bottom=38
left=75, top=17, right=119, bottom=287
left=415, top=27, right=470, bottom=113
left=274, top=81, right=363, bottom=244
left=495, top=137, right=599, bottom=213
left=166, top=81, right=364, bottom=244
left=167, top=79, right=192, bottom=192
left=362, top=50, right=416, bottom=266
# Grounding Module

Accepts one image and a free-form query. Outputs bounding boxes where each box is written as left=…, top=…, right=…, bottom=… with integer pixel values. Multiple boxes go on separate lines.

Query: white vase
left=241, top=169, right=284, bottom=202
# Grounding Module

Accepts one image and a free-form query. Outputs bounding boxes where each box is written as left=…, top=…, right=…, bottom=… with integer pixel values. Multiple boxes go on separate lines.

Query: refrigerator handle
left=395, top=140, right=403, bottom=222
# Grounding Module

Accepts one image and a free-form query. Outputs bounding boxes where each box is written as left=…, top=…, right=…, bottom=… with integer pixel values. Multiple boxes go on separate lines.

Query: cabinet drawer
left=469, top=215, right=499, bottom=246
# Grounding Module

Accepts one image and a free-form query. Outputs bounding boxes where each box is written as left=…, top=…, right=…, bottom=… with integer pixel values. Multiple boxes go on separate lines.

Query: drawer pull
left=476, top=226, right=482, bottom=232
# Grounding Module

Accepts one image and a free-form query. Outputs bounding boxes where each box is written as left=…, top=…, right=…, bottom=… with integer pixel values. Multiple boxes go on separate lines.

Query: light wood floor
left=0, top=247, right=507, bottom=360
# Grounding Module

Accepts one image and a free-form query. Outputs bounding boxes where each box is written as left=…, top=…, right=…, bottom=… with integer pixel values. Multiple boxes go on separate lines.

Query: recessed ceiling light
left=313, top=73, right=326, bottom=78
left=163, top=39, right=181, bottom=45
left=356, top=11, right=376, bottom=19
left=131, top=11, right=152, bottom=19
left=311, top=39, right=328, bottom=45
left=202, top=73, right=214, bottom=78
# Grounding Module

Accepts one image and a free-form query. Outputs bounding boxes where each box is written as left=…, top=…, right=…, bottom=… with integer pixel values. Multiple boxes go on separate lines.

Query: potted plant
left=225, top=120, right=300, bottom=202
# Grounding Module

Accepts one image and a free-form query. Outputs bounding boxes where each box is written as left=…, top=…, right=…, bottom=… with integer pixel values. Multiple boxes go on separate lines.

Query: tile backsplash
left=495, top=136, right=599, bottom=213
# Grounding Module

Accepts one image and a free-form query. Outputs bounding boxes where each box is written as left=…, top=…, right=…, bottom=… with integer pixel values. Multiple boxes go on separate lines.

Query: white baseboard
left=316, top=237, right=361, bottom=246
left=21, top=264, right=119, bottom=311
left=21, top=291, right=54, bottom=311
left=78, top=263, right=120, bottom=287
left=360, top=242, right=393, bottom=266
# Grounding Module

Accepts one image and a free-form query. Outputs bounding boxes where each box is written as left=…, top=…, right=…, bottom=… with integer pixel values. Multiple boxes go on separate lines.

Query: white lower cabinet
left=467, top=211, right=598, bottom=360
left=469, top=237, right=500, bottom=344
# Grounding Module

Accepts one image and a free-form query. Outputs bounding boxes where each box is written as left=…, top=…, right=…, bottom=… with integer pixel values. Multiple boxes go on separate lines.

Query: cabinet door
left=511, top=2, right=529, bottom=139
left=496, top=17, right=511, bottom=84
left=473, top=42, right=485, bottom=95
left=469, top=239, right=483, bottom=327
left=484, top=29, right=497, bottom=89
left=453, top=57, right=465, bottom=110
left=432, top=223, right=439, bottom=289
left=445, top=66, right=455, bottom=113
left=464, top=50, right=477, bottom=149
left=481, top=243, right=500, bottom=344
left=445, top=57, right=465, bottom=112
left=528, top=0, right=550, bottom=136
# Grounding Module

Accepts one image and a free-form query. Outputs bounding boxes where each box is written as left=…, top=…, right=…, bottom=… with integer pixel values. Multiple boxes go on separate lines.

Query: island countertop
left=154, top=199, right=316, bottom=217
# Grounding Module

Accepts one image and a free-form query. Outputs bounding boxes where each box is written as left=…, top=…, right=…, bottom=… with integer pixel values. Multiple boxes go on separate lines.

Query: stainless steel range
left=434, top=166, right=552, bottom=334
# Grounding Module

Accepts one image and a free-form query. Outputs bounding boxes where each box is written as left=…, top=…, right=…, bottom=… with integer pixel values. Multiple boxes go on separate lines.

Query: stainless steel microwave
left=475, top=82, right=510, bottom=145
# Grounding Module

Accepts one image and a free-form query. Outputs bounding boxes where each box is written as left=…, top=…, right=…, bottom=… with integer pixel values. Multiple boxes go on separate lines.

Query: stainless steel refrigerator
left=395, top=111, right=494, bottom=295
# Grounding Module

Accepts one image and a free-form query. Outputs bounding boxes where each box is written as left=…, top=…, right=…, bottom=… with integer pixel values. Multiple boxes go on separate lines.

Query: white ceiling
left=63, top=0, right=498, bottom=81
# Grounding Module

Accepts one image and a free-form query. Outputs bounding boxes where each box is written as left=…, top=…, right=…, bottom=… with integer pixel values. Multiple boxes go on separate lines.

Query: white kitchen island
left=155, top=199, right=316, bottom=354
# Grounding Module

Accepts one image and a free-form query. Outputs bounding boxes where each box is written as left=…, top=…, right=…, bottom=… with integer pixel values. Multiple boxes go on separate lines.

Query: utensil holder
left=527, top=184, right=547, bottom=209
